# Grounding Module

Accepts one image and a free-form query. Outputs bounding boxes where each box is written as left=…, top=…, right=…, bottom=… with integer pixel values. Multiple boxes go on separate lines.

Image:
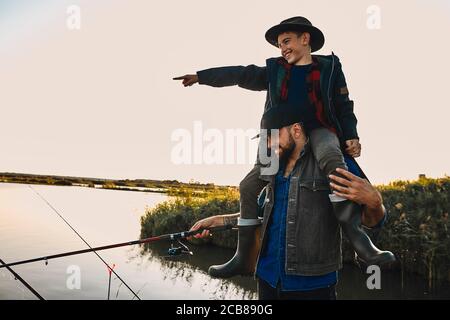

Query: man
left=174, top=16, right=394, bottom=278
left=189, top=104, right=388, bottom=300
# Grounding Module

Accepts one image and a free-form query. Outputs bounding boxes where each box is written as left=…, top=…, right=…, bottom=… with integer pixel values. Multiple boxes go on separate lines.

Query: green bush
left=140, top=188, right=239, bottom=248
left=376, top=176, right=449, bottom=283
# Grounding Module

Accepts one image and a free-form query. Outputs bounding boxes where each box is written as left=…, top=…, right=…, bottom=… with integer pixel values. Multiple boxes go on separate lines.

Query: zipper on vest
left=327, top=52, right=335, bottom=104
left=327, top=52, right=340, bottom=130
left=268, top=82, right=273, bottom=109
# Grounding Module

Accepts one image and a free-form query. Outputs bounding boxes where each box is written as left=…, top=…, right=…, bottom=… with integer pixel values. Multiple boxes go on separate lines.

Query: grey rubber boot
left=208, top=183, right=267, bottom=278
left=208, top=223, right=261, bottom=278
left=332, top=199, right=396, bottom=266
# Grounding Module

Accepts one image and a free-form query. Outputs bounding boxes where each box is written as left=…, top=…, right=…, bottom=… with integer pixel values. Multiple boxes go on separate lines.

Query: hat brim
left=265, top=24, right=325, bottom=52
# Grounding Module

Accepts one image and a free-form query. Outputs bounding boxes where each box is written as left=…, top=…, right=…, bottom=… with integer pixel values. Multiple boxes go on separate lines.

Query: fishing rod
left=0, top=224, right=232, bottom=270
left=0, top=258, right=45, bottom=300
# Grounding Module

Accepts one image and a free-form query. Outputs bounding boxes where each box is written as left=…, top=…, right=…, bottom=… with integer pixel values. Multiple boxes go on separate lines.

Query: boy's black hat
left=265, top=16, right=325, bottom=52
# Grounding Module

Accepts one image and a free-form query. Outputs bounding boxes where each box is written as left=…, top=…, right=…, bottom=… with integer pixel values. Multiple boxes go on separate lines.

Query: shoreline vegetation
left=0, top=172, right=235, bottom=196
left=141, top=175, right=450, bottom=286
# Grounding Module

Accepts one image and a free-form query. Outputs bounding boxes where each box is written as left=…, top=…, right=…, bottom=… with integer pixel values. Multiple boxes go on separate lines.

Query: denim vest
left=257, top=140, right=343, bottom=276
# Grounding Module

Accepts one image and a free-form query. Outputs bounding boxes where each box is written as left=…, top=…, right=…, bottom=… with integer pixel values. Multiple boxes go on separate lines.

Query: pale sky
left=1, top=0, right=449, bottom=185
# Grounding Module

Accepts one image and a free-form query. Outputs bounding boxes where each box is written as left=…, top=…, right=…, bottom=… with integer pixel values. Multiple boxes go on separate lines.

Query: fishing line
left=27, top=185, right=140, bottom=300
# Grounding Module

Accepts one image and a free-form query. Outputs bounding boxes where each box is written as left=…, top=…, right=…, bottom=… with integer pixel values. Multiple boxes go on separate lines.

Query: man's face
left=269, top=126, right=296, bottom=162
left=277, top=31, right=310, bottom=65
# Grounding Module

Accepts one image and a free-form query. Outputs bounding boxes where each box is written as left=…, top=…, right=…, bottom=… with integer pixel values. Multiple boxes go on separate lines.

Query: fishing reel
left=166, top=240, right=193, bottom=257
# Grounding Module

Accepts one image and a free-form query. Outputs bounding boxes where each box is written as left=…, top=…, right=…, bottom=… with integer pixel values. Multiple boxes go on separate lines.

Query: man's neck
left=294, top=53, right=313, bottom=66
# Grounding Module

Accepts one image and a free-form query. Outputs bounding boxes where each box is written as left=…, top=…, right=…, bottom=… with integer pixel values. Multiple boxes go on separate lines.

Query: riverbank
left=140, top=176, right=450, bottom=285
left=0, top=172, right=233, bottom=195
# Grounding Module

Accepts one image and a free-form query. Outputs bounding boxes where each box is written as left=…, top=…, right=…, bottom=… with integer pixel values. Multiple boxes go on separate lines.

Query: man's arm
left=361, top=193, right=386, bottom=228
left=222, top=213, right=241, bottom=227
left=174, top=65, right=268, bottom=91
left=188, top=213, right=240, bottom=239
left=329, top=168, right=385, bottom=228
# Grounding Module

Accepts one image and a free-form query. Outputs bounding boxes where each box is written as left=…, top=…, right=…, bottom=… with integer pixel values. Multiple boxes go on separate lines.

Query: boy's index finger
left=172, top=76, right=185, bottom=80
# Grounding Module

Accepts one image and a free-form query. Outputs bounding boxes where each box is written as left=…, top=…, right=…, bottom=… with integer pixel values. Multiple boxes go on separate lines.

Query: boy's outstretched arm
left=174, top=65, right=268, bottom=91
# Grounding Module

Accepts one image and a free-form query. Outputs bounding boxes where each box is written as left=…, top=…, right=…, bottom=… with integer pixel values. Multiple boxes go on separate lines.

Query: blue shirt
left=256, top=168, right=337, bottom=291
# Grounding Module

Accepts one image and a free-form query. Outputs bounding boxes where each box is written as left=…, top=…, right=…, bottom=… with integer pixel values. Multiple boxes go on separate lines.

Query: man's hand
left=329, top=168, right=384, bottom=227
left=345, top=139, right=361, bottom=158
left=329, top=168, right=381, bottom=208
left=173, top=74, right=199, bottom=87
left=187, top=215, right=224, bottom=240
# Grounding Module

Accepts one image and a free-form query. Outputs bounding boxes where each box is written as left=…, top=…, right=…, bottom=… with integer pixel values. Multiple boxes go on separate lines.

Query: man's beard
left=278, top=134, right=296, bottom=165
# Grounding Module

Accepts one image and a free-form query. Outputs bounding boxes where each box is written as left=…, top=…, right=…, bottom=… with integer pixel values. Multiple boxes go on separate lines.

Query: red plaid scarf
left=276, top=57, right=336, bottom=133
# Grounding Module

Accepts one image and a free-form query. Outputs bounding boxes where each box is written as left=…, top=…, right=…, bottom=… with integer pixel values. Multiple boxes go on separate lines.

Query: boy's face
left=277, top=31, right=311, bottom=65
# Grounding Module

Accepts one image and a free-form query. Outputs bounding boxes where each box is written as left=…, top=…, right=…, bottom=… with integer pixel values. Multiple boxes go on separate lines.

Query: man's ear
left=292, top=123, right=303, bottom=138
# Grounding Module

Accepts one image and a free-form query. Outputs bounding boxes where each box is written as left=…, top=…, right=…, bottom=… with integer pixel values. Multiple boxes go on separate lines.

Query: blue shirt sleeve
left=343, top=154, right=361, bottom=177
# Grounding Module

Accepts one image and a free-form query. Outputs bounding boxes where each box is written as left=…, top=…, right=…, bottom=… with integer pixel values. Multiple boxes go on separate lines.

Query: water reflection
left=138, top=241, right=450, bottom=300
left=137, top=242, right=257, bottom=300
left=337, top=263, right=450, bottom=300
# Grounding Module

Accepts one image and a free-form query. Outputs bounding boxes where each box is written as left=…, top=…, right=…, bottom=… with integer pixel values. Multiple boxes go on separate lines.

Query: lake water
left=0, top=183, right=449, bottom=300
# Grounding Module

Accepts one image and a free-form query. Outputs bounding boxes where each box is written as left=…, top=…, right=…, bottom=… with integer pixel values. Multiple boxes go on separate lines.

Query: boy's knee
left=318, top=149, right=347, bottom=177
left=239, top=176, right=255, bottom=200
left=310, top=130, right=347, bottom=176
left=239, top=171, right=265, bottom=218
left=313, top=138, right=342, bottom=159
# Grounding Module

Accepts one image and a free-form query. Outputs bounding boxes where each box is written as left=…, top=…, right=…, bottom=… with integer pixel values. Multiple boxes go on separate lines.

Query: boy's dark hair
left=277, top=30, right=311, bottom=47
left=294, top=31, right=310, bottom=45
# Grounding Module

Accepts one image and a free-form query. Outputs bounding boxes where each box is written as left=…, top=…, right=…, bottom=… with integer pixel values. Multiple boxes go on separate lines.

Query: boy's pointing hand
left=173, top=74, right=199, bottom=87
